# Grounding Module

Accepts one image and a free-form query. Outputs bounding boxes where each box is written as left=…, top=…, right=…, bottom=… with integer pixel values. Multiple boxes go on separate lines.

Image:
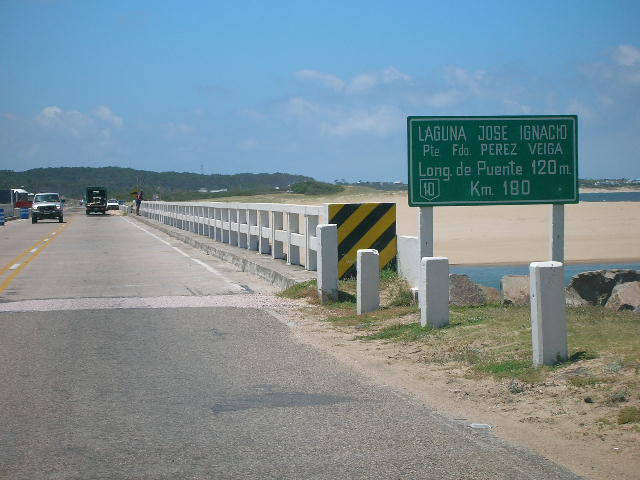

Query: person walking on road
left=135, top=190, right=144, bottom=215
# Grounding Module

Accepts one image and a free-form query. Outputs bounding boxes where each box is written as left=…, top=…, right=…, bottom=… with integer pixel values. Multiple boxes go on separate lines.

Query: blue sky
left=1, top=0, right=639, bottom=181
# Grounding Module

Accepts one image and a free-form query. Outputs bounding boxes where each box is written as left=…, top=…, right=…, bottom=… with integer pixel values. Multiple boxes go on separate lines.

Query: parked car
left=31, top=192, right=64, bottom=223
left=106, top=199, right=119, bottom=211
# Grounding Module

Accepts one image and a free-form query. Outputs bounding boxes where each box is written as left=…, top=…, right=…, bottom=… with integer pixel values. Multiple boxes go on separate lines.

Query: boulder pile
left=449, top=274, right=490, bottom=306
left=566, top=269, right=640, bottom=312
left=496, top=269, right=639, bottom=312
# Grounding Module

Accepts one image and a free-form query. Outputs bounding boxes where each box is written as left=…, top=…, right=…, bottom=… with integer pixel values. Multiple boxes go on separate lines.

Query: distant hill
left=0, top=167, right=313, bottom=199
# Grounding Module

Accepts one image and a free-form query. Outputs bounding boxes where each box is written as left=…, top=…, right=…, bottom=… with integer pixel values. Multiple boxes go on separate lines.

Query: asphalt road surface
left=0, top=209, right=582, bottom=479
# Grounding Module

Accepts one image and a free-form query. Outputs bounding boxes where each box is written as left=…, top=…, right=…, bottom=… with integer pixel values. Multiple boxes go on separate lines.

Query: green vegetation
left=385, top=277, right=416, bottom=307
left=278, top=280, right=317, bottom=299
left=568, top=376, right=611, bottom=388
left=617, top=406, right=640, bottom=424
left=318, top=293, right=639, bottom=384
left=0, top=167, right=312, bottom=200
left=290, top=180, right=344, bottom=195
left=357, top=322, right=430, bottom=341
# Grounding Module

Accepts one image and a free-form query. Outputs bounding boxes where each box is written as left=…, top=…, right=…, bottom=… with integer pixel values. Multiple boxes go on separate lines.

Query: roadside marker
left=328, top=202, right=397, bottom=278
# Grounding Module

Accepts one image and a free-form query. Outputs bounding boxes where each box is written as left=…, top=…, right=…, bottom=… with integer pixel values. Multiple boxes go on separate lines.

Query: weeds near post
left=617, top=406, right=640, bottom=424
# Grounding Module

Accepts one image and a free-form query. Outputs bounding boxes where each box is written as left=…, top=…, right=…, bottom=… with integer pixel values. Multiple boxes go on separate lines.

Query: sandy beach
left=220, top=187, right=640, bottom=266
left=398, top=200, right=640, bottom=265
left=308, top=190, right=639, bottom=265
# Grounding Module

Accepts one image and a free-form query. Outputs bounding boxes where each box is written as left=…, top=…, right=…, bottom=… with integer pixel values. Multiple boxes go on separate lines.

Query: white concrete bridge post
left=530, top=261, right=568, bottom=366
left=357, top=249, right=379, bottom=314
left=317, top=224, right=338, bottom=303
left=419, top=257, right=449, bottom=328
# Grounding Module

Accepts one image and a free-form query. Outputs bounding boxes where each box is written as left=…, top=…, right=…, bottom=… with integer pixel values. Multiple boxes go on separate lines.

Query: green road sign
left=407, top=116, right=578, bottom=206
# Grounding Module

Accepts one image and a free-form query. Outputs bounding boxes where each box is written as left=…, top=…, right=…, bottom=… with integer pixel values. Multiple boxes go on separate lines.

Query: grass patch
left=472, top=359, right=545, bottom=383
left=568, top=307, right=640, bottom=365
left=386, top=277, right=416, bottom=307
left=356, top=322, right=431, bottom=342
left=568, top=376, right=611, bottom=388
left=327, top=306, right=417, bottom=328
left=617, top=406, right=640, bottom=425
left=278, top=280, right=317, bottom=300
left=379, top=267, right=399, bottom=284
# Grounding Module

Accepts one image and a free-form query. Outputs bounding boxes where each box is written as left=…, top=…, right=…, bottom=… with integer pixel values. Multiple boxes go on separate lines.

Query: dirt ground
left=267, top=303, right=639, bottom=480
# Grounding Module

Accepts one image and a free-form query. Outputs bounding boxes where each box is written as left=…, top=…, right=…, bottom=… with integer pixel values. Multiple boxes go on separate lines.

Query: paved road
left=0, top=210, right=582, bottom=479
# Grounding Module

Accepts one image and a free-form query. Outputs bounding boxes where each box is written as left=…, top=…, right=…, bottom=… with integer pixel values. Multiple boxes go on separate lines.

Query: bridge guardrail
left=139, top=201, right=326, bottom=272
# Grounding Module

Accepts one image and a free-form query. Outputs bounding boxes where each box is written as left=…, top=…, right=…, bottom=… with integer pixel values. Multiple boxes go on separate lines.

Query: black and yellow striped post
left=327, top=202, right=397, bottom=278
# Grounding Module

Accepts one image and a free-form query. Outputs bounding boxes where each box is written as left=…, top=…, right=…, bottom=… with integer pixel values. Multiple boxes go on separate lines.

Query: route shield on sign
left=419, top=179, right=440, bottom=201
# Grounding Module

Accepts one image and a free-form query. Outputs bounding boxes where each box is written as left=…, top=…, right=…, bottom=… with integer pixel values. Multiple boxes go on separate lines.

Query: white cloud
left=567, top=99, right=595, bottom=121
left=424, top=89, right=462, bottom=108
left=285, top=97, right=318, bottom=117
left=92, top=106, right=123, bottom=128
left=346, top=74, right=378, bottom=94
left=502, top=99, right=532, bottom=114
left=37, top=106, right=62, bottom=123
left=443, top=66, right=487, bottom=96
left=346, top=66, right=412, bottom=94
left=295, top=66, right=411, bottom=94
left=295, top=69, right=345, bottom=91
left=381, top=66, right=411, bottom=83
left=36, top=106, right=95, bottom=136
left=612, top=44, right=640, bottom=67
left=322, top=106, right=401, bottom=137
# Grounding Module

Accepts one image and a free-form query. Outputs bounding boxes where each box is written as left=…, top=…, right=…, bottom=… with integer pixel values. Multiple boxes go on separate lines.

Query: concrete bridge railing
left=139, top=200, right=328, bottom=272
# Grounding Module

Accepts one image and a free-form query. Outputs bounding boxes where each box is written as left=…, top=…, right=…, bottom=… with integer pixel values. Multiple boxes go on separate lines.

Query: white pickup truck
left=31, top=192, right=64, bottom=223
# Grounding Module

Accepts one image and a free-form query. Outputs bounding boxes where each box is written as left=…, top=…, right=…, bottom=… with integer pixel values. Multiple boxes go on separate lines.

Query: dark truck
left=85, top=186, right=108, bottom=215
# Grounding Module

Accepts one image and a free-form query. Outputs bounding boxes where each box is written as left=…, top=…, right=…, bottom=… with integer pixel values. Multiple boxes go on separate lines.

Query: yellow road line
left=0, top=221, right=71, bottom=294
left=0, top=232, right=58, bottom=277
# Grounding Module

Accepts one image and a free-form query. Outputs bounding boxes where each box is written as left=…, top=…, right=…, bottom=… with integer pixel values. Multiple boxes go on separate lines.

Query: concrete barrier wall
left=397, top=235, right=419, bottom=288
left=140, top=201, right=326, bottom=272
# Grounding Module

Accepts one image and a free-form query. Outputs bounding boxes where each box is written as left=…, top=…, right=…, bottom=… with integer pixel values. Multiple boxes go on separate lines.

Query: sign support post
left=550, top=204, right=564, bottom=263
left=418, top=206, right=434, bottom=259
